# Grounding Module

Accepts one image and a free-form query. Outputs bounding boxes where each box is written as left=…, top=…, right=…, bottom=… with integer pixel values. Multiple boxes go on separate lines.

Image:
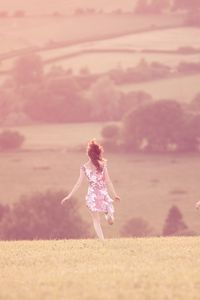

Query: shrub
left=101, top=123, right=122, bottom=152
left=0, top=190, right=91, bottom=240
left=0, top=11, right=8, bottom=18
left=101, top=123, right=120, bottom=140
left=0, top=130, right=24, bottom=151
left=121, top=217, right=154, bottom=237
left=13, top=10, right=26, bottom=18
left=0, top=203, right=10, bottom=222
left=190, top=93, right=200, bottom=111
left=162, top=205, right=188, bottom=236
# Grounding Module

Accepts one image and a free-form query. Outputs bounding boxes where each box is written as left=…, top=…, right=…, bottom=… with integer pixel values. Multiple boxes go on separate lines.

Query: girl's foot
left=105, top=213, right=114, bottom=225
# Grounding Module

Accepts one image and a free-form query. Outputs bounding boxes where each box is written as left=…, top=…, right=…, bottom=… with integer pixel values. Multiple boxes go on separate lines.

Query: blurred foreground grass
left=1, top=237, right=200, bottom=300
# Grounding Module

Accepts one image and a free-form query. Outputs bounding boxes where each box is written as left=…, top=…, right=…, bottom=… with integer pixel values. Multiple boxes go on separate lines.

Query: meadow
left=120, top=74, right=200, bottom=102
left=0, top=14, right=183, bottom=55
left=43, top=52, right=200, bottom=74
left=0, top=237, right=200, bottom=300
left=0, top=0, right=137, bottom=15
left=1, top=123, right=200, bottom=237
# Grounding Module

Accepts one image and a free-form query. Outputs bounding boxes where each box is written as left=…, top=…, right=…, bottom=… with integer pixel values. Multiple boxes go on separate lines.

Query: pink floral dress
left=81, top=164, right=114, bottom=216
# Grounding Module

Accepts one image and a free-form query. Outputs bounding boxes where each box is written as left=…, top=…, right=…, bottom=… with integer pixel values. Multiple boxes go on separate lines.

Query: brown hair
left=87, top=139, right=105, bottom=172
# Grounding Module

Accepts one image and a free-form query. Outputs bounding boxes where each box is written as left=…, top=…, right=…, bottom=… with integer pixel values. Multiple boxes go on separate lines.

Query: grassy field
left=8, top=123, right=104, bottom=150
left=1, top=122, right=200, bottom=238
left=0, top=14, right=184, bottom=55
left=1, top=237, right=200, bottom=300
left=1, top=123, right=200, bottom=237
left=120, top=74, right=200, bottom=102
left=43, top=51, right=200, bottom=75
left=0, top=0, right=137, bottom=15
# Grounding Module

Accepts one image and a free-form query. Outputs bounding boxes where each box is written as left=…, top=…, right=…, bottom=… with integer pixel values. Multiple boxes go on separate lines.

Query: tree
left=163, top=206, right=188, bottom=236
left=190, top=93, right=200, bottom=111
left=122, top=100, right=185, bottom=152
left=12, top=54, right=43, bottom=86
left=173, top=0, right=200, bottom=11
left=121, top=217, right=154, bottom=237
left=134, top=0, right=149, bottom=13
left=135, top=0, right=170, bottom=14
left=101, top=123, right=120, bottom=140
left=185, top=10, right=200, bottom=26
left=88, top=76, right=121, bottom=121
left=0, top=203, right=10, bottom=222
left=24, top=77, right=90, bottom=122
left=0, top=190, right=91, bottom=240
left=101, top=123, right=121, bottom=151
left=119, top=90, right=153, bottom=116
left=177, top=113, right=200, bottom=152
left=0, top=130, right=25, bottom=151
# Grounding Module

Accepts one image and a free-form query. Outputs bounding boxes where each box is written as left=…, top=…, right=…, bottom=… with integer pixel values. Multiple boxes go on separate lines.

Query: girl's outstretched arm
left=104, top=164, right=120, bottom=202
left=61, top=167, right=85, bottom=204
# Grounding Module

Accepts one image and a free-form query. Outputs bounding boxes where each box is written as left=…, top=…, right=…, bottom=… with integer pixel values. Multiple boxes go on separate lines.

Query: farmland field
left=7, top=122, right=104, bottom=150
left=0, top=14, right=184, bottom=54
left=0, top=237, right=200, bottom=300
left=120, top=74, right=200, bottom=102
left=0, top=0, right=138, bottom=14
left=43, top=52, right=200, bottom=74
left=39, top=27, right=200, bottom=74
left=0, top=123, right=200, bottom=237
left=40, top=26, right=200, bottom=59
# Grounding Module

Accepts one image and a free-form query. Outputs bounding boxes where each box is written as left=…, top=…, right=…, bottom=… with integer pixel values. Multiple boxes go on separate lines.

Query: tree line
left=1, top=53, right=200, bottom=153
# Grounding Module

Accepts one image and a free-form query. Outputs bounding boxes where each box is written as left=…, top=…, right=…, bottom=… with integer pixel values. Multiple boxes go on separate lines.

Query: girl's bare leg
left=90, top=211, right=105, bottom=241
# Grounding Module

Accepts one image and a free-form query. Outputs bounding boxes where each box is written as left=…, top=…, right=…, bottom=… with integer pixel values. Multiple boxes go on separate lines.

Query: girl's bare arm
left=104, top=164, right=120, bottom=201
left=61, top=167, right=85, bottom=204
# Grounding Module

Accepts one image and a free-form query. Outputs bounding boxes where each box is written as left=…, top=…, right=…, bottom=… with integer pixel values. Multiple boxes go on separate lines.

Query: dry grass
left=0, top=237, right=200, bottom=300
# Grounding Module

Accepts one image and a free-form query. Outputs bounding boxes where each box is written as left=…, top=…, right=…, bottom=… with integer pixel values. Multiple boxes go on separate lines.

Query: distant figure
left=195, top=201, right=200, bottom=209
left=61, top=139, right=120, bottom=241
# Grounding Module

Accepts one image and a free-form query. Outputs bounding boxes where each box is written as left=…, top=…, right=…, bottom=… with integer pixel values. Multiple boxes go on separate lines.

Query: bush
left=190, top=93, right=200, bottom=111
left=0, top=130, right=24, bottom=151
left=101, top=123, right=122, bottom=152
left=121, top=217, right=154, bottom=237
left=101, top=123, right=120, bottom=140
left=185, top=11, right=200, bottom=26
left=163, top=205, right=188, bottom=236
left=0, top=203, right=10, bottom=222
left=13, top=10, right=26, bottom=18
left=0, top=11, right=8, bottom=18
left=0, top=190, right=91, bottom=240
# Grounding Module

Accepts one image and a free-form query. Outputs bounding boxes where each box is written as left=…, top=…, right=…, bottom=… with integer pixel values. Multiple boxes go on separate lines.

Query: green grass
left=1, top=237, right=200, bottom=300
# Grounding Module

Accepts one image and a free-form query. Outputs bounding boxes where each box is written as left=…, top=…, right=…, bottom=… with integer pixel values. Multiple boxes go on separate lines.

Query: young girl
left=61, top=139, right=120, bottom=241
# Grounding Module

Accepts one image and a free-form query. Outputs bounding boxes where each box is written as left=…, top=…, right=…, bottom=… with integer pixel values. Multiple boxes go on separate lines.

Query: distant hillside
left=0, top=0, right=136, bottom=15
